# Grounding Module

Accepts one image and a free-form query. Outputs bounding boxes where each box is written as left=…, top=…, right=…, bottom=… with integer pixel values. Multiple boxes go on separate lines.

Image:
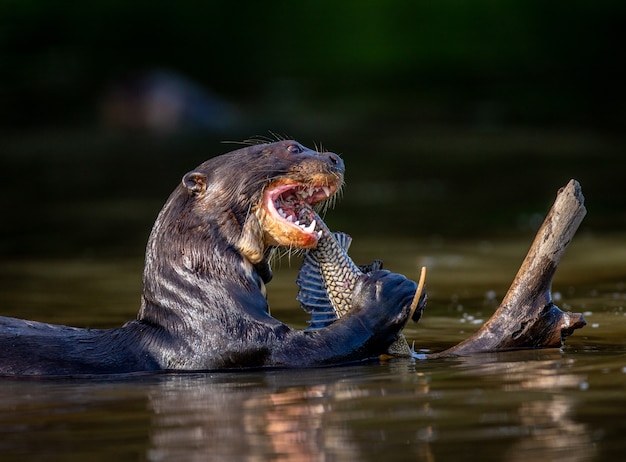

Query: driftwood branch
left=430, top=179, right=587, bottom=358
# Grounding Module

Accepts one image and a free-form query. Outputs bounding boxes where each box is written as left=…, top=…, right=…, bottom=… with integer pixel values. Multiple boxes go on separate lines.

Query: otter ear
left=182, top=171, right=208, bottom=194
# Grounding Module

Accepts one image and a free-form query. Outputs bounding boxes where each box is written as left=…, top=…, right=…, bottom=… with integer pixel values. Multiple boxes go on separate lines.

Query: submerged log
left=430, top=179, right=587, bottom=358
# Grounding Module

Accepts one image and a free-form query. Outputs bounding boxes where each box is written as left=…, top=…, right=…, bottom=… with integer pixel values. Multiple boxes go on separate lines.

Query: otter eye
left=287, top=144, right=302, bottom=154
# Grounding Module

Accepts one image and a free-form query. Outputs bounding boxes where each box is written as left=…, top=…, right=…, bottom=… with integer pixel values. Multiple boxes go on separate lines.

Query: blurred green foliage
left=1, top=0, right=624, bottom=129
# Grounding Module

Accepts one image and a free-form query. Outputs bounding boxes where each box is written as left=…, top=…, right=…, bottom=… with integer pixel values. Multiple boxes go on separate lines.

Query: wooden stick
left=406, top=266, right=427, bottom=326
left=430, top=179, right=587, bottom=357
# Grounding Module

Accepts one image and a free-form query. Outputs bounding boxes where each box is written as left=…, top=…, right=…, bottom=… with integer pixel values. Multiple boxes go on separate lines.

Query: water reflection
left=138, top=353, right=596, bottom=461
left=145, top=367, right=434, bottom=461
left=0, top=353, right=608, bottom=461
left=506, top=396, right=589, bottom=462
left=146, top=372, right=345, bottom=461
left=450, top=351, right=594, bottom=462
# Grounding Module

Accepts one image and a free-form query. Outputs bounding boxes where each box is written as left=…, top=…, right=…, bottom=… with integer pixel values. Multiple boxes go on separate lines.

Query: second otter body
left=0, top=140, right=416, bottom=376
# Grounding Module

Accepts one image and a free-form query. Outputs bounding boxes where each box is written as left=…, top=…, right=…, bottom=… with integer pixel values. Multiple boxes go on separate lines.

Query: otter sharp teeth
left=295, top=186, right=332, bottom=201
left=302, top=219, right=316, bottom=234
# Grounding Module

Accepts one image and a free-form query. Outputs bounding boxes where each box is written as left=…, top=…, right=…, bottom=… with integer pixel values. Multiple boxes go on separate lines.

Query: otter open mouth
left=260, top=181, right=337, bottom=248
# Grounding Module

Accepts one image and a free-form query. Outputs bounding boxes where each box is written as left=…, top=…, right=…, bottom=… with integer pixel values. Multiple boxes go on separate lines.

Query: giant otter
left=0, top=140, right=416, bottom=376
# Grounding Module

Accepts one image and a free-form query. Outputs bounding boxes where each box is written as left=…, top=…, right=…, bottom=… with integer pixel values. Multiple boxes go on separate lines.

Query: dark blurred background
left=1, top=0, right=625, bottom=258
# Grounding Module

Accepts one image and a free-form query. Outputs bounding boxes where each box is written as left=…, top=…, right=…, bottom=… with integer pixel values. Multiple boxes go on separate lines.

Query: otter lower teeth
left=302, top=220, right=316, bottom=234
left=270, top=185, right=327, bottom=236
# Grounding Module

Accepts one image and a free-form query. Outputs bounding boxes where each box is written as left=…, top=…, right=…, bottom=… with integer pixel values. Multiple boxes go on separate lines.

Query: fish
left=296, top=215, right=426, bottom=357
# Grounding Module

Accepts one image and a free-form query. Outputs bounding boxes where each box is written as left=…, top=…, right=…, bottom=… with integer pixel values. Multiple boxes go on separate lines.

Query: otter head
left=179, top=140, right=344, bottom=267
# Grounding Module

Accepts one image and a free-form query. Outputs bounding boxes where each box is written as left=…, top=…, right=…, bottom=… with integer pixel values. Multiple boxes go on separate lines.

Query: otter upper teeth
left=297, top=187, right=318, bottom=200
left=322, top=186, right=331, bottom=197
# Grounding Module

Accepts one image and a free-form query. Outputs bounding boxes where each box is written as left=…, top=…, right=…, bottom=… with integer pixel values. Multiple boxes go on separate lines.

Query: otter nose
left=323, top=151, right=345, bottom=172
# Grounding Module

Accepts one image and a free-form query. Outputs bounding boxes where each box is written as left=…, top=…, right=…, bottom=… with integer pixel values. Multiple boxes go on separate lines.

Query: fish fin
left=334, top=231, right=383, bottom=273
left=304, top=310, right=340, bottom=331
left=359, top=259, right=384, bottom=273
left=332, top=232, right=352, bottom=250
left=296, top=247, right=338, bottom=329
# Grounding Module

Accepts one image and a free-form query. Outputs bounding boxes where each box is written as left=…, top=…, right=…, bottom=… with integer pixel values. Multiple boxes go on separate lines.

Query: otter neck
left=138, top=224, right=270, bottom=329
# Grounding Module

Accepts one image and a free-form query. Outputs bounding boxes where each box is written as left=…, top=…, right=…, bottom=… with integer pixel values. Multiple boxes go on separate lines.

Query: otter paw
left=352, top=270, right=417, bottom=329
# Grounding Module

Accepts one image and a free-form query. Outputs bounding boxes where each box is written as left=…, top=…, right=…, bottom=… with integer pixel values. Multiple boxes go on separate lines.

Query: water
left=1, top=233, right=625, bottom=461
left=1, top=130, right=625, bottom=460
left=2, top=350, right=622, bottom=462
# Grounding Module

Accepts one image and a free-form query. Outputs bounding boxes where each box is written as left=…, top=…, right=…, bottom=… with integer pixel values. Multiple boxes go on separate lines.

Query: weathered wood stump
left=430, top=179, right=587, bottom=357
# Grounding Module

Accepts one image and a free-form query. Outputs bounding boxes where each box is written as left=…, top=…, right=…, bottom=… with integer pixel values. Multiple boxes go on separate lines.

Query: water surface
left=1, top=232, right=625, bottom=461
